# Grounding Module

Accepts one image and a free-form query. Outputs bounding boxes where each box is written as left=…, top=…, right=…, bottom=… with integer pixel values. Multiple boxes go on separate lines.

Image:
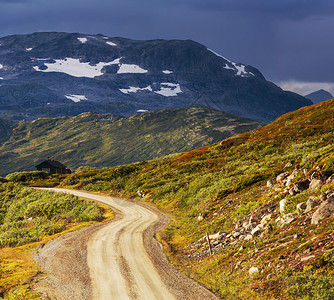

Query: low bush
left=5, top=171, right=48, bottom=183
left=0, top=182, right=103, bottom=247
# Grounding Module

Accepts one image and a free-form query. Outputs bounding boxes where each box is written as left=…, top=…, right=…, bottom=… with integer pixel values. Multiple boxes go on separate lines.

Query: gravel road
left=35, top=189, right=219, bottom=300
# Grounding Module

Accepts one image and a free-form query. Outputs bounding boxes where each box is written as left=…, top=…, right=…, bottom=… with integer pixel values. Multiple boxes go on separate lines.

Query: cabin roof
left=35, top=160, right=68, bottom=169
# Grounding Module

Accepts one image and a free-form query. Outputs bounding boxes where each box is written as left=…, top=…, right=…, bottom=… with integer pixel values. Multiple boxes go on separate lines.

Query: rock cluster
left=186, top=164, right=334, bottom=260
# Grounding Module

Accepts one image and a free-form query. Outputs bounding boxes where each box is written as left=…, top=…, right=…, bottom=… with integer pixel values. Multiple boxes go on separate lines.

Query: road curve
left=38, top=188, right=219, bottom=300
left=51, top=188, right=174, bottom=299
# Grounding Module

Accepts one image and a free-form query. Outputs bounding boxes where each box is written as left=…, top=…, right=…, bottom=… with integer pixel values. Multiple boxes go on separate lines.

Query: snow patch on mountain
left=207, top=48, right=231, bottom=63
left=208, top=48, right=254, bottom=77
left=106, top=41, right=117, bottom=47
left=154, top=83, right=182, bottom=97
left=65, top=94, right=88, bottom=102
left=119, top=86, right=152, bottom=94
left=78, top=37, right=88, bottom=44
left=223, top=64, right=235, bottom=71
left=33, top=58, right=120, bottom=78
left=162, top=70, right=173, bottom=74
left=117, top=64, right=148, bottom=74
left=232, top=63, right=254, bottom=77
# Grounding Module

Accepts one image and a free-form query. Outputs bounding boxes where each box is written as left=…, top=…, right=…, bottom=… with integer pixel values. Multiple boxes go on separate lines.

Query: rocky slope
left=0, top=32, right=312, bottom=123
left=0, top=107, right=261, bottom=176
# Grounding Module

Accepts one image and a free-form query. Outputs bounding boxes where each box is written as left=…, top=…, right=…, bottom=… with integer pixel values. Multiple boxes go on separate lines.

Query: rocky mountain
left=305, top=89, right=333, bottom=104
left=0, top=32, right=312, bottom=123
left=0, top=108, right=262, bottom=176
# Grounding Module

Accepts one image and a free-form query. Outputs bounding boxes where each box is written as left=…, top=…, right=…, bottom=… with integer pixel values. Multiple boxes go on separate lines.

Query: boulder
left=260, top=214, right=272, bottom=227
left=276, top=172, right=292, bottom=184
left=136, top=190, right=147, bottom=199
left=285, top=160, right=295, bottom=168
left=311, top=196, right=334, bottom=224
left=296, top=202, right=307, bottom=214
left=267, top=179, right=275, bottom=188
left=197, top=212, right=208, bottom=221
left=309, top=179, right=323, bottom=190
left=232, top=231, right=241, bottom=238
left=305, top=197, right=319, bottom=212
left=280, top=198, right=288, bottom=213
left=251, top=225, right=262, bottom=236
left=244, top=234, right=253, bottom=241
left=277, top=213, right=296, bottom=227
left=209, top=232, right=223, bottom=240
left=285, top=169, right=299, bottom=186
left=249, top=266, right=260, bottom=276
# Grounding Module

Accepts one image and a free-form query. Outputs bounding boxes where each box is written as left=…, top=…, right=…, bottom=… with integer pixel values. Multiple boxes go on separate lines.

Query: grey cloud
left=174, top=0, right=334, bottom=20
left=0, top=0, right=333, bottom=88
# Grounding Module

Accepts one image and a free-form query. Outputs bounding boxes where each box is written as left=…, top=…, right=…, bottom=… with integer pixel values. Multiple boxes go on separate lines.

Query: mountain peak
left=305, top=89, right=333, bottom=104
left=0, top=32, right=311, bottom=123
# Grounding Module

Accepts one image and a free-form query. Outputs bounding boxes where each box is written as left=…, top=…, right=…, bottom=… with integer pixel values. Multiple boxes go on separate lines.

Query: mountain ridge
left=0, top=107, right=262, bottom=176
left=305, top=89, right=333, bottom=104
left=0, top=32, right=312, bottom=123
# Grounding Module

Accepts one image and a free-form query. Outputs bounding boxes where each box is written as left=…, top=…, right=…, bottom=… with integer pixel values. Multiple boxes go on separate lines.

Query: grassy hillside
left=0, top=181, right=112, bottom=298
left=0, top=117, right=13, bottom=142
left=55, top=98, right=334, bottom=298
left=0, top=108, right=262, bottom=176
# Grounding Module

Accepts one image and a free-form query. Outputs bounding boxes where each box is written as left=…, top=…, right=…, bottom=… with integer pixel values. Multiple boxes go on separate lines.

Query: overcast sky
left=1, top=0, right=333, bottom=95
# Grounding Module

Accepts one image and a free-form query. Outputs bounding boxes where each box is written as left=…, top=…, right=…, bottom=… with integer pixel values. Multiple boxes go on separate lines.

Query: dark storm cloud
left=0, top=0, right=333, bottom=94
left=177, top=0, right=334, bottom=19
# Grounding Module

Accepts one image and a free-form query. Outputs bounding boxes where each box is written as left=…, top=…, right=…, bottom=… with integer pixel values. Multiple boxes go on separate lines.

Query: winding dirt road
left=35, top=188, right=219, bottom=300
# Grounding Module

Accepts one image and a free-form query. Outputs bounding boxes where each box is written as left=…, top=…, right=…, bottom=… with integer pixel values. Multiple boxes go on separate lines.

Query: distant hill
left=0, top=108, right=262, bottom=176
left=305, top=89, right=333, bottom=103
left=0, top=32, right=312, bottom=123
left=0, top=117, right=13, bottom=141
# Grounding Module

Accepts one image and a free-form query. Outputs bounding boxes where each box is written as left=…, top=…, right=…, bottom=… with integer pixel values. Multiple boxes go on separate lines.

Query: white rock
left=249, top=266, right=260, bottom=276
left=296, top=202, right=307, bottom=214
left=305, top=197, right=319, bottom=212
left=244, top=234, right=253, bottom=241
left=267, top=180, right=275, bottom=188
left=309, top=179, right=323, bottom=190
left=311, top=196, right=334, bottom=224
left=280, top=198, right=288, bottom=213
left=260, top=214, right=272, bottom=226
left=251, top=225, right=262, bottom=236
left=209, top=232, right=222, bottom=240
left=279, top=213, right=296, bottom=227
left=300, top=255, right=315, bottom=262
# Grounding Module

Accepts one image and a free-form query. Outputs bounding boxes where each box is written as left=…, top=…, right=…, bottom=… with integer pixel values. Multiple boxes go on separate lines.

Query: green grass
left=0, top=182, right=113, bottom=298
left=0, top=108, right=262, bottom=176
left=40, top=98, right=334, bottom=298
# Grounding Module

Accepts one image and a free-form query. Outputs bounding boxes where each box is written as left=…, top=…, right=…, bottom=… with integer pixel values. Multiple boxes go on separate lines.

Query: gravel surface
left=34, top=189, right=219, bottom=299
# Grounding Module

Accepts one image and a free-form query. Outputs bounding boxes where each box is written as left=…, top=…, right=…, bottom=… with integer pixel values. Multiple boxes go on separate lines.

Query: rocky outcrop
left=311, top=195, right=334, bottom=224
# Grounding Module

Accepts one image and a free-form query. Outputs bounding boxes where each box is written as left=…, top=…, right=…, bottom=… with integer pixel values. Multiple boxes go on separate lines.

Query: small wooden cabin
left=35, top=158, right=71, bottom=175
